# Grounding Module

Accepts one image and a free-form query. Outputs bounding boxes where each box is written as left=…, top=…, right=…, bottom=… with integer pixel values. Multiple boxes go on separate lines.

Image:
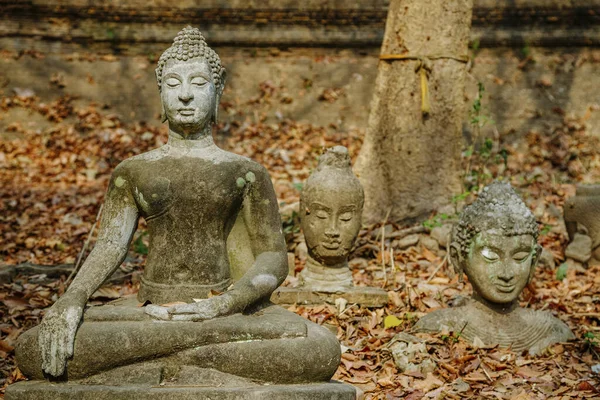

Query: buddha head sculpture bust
left=414, top=181, right=574, bottom=354
left=299, top=146, right=364, bottom=292
left=450, top=181, right=541, bottom=307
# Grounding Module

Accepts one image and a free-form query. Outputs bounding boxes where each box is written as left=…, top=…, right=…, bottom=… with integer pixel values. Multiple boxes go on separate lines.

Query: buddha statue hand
left=145, top=293, right=235, bottom=322
left=37, top=289, right=88, bottom=377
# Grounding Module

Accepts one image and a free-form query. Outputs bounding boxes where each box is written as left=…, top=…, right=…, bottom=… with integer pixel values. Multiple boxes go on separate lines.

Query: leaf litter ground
left=1, top=89, right=600, bottom=399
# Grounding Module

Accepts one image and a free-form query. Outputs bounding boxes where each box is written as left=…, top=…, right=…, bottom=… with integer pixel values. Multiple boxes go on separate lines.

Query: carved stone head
left=155, top=27, right=227, bottom=134
left=450, top=181, right=541, bottom=304
left=300, top=146, right=364, bottom=266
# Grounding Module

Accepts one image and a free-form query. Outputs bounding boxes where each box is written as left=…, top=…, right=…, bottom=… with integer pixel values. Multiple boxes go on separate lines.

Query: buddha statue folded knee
left=14, top=27, right=341, bottom=386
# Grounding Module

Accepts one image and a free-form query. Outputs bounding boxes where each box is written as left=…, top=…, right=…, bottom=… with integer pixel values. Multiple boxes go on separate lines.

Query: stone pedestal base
left=271, top=286, right=388, bottom=307
left=5, top=381, right=357, bottom=400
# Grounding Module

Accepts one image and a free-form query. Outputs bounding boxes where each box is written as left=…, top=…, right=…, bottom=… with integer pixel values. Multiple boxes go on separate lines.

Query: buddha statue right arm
left=38, top=165, right=139, bottom=377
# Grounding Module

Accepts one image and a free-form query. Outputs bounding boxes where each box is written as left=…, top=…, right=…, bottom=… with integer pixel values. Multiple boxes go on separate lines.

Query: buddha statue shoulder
left=10, top=27, right=348, bottom=397
left=414, top=181, right=574, bottom=355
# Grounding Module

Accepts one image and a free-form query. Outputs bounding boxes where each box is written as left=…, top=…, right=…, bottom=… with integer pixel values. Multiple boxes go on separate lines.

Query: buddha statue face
left=300, top=146, right=364, bottom=266
left=450, top=182, right=541, bottom=305
left=464, top=230, right=537, bottom=304
left=155, top=26, right=226, bottom=136
left=302, top=188, right=362, bottom=265
left=160, top=58, right=217, bottom=135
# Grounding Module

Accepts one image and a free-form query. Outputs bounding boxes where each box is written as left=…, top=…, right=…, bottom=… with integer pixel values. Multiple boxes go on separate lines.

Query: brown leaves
left=2, top=90, right=600, bottom=399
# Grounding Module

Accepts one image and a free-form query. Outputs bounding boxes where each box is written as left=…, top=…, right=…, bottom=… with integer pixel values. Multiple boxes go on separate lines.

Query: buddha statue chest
left=122, top=151, right=254, bottom=294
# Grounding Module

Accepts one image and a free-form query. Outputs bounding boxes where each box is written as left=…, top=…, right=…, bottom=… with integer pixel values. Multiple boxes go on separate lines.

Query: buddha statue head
left=155, top=26, right=227, bottom=137
left=450, top=181, right=541, bottom=306
left=300, top=146, right=364, bottom=267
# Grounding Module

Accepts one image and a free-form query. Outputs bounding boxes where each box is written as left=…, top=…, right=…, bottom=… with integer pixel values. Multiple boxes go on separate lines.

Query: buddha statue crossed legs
left=9, top=28, right=350, bottom=398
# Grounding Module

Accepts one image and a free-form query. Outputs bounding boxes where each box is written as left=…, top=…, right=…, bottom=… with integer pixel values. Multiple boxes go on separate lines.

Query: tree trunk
left=355, top=0, right=473, bottom=223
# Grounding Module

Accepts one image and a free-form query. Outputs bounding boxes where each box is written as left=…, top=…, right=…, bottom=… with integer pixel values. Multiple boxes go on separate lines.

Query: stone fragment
left=348, top=257, right=368, bottom=270
left=430, top=224, right=453, bottom=248
left=538, top=248, right=556, bottom=269
left=565, top=233, right=592, bottom=263
left=419, top=235, right=440, bottom=253
left=564, top=184, right=600, bottom=262
left=389, top=333, right=436, bottom=374
left=397, top=234, right=419, bottom=249
left=272, top=286, right=388, bottom=308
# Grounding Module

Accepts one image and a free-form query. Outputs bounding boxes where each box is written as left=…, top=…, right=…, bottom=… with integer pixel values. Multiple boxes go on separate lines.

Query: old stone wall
left=2, top=0, right=599, bottom=50
left=1, top=1, right=599, bottom=138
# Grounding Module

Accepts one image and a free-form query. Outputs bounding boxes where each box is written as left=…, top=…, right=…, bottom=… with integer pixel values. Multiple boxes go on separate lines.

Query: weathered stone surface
left=565, top=233, right=592, bottom=263
left=414, top=182, right=574, bottom=354
left=397, top=234, right=420, bottom=249
left=430, top=224, right=453, bottom=248
left=538, top=248, right=556, bottom=269
left=420, top=235, right=440, bottom=253
left=299, top=146, right=364, bottom=292
left=272, top=286, right=388, bottom=308
left=10, top=26, right=347, bottom=395
left=4, top=0, right=598, bottom=52
left=389, top=333, right=436, bottom=374
left=564, top=185, right=600, bottom=262
left=5, top=381, right=357, bottom=400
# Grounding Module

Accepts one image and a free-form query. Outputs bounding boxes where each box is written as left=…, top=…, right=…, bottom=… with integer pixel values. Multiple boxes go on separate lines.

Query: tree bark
left=355, top=0, right=473, bottom=223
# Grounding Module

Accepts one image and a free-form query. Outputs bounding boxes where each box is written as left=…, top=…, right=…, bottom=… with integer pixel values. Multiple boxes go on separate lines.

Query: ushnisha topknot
left=316, top=146, right=352, bottom=170
left=301, top=146, right=364, bottom=208
left=452, top=181, right=539, bottom=258
left=155, top=26, right=225, bottom=95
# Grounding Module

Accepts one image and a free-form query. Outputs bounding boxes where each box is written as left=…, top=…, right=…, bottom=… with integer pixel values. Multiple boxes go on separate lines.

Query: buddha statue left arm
left=159, top=164, right=288, bottom=321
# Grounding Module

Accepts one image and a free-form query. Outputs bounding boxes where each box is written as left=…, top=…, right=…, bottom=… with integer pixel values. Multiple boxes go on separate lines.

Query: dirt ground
left=1, top=48, right=600, bottom=398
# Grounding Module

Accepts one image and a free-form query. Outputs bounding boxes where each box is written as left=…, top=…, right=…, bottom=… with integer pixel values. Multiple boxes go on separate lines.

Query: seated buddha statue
left=414, top=181, right=574, bottom=355
left=10, top=27, right=349, bottom=396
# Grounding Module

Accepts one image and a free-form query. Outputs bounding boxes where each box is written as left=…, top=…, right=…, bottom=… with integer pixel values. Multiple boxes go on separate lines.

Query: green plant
left=423, top=213, right=452, bottom=229
left=556, top=262, right=568, bottom=280
left=441, top=332, right=461, bottom=344
left=540, top=224, right=552, bottom=236
left=470, top=38, right=481, bottom=57
left=463, top=83, right=506, bottom=192
left=583, top=332, right=600, bottom=358
left=282, top=211, right=300, bottom=236
left=133, top=232, right=148, bottom=255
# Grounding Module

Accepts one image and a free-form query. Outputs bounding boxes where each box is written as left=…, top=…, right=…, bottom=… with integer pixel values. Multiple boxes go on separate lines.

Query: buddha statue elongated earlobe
left=213, top=69, right=227, bottom=124
left=528, top=243, right=542, bottom=283
left=161, top=103, right=167, bottom=123
left=449, top=242, right=464, bottom=283
left=155, top=69, right=168, bottom=123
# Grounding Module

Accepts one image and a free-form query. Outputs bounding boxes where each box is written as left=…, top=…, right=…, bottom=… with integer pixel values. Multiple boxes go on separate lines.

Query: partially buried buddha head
left=450, top=181, right=541, bottom=305
left=300, top=146, right=364, bottom=266
left=155, top=27, right=227, bottom=135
